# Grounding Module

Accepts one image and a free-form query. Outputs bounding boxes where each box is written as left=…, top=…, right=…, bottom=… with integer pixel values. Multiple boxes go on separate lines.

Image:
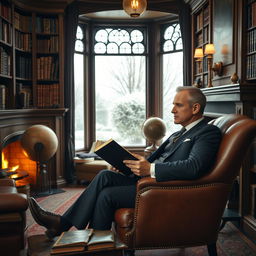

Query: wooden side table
left=27, top=234, right=127, bottom=256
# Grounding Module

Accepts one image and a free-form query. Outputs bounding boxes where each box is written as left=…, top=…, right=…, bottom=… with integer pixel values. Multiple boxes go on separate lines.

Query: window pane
left=75, top=40, right=84, bottom=52
left=74, top=53, right=85, bottom=149
left=162, top=52, right=184, bottom=139
left=76, top=26, right=84, bottom=40
left=95, top=56, right=146, bottom=146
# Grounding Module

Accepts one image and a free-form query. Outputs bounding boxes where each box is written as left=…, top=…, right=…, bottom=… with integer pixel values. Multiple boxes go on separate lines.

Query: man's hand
left=123, top=153, right=151, bottom=177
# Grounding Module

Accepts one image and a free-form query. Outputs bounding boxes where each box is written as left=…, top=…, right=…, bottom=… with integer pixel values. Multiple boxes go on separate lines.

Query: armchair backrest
left=201, top=114, right=256, bottom=184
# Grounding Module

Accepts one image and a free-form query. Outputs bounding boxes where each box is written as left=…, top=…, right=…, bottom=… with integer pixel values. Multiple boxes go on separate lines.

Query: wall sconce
left=123, top=0, right=147, bottom=18
left=212, top=62, right=223, bottom=76
left=193, top=48, right=203, bottom=88
left=204, top=44, right=215, bottom=87
left=204, top=43, right=224, bottom=87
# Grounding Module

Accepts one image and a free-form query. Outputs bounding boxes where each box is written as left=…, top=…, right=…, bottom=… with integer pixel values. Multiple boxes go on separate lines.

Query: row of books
left=0, top=84, right=6, bottom=109
left=37, top=56, right=59, bottom=80
left=246, top=53, right=256, bottom=79
left=196, top=6, right=209, bottom=32
left=36, top=17, right=58, bottom=34
left=37, top=36, right=59, bottom=53
left=250, top=183, right=256, bottom=218
left=15, top=30, right=32, bottom=51
left=0, top=46, right=11, bottom=76
left=0, top=2, right=11, bottom=22
left=0, top=18, right=12, bottom=44
left=14, top=11, right=32, bottom=33
left=37, top=83, right=60, bottom=108
left=248, top=2, right=256, bottom=28
left=16, top=55, right=32, bottom=79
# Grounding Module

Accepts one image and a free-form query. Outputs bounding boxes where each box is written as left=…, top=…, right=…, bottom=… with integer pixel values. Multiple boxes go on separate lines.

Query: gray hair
left=176, top=86, right=206, bottom=114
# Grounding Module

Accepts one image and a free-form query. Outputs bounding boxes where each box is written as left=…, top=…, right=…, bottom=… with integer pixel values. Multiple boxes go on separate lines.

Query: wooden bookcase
left=0, top=0, right=64, bottom=109
left=192, top=0, right=211, bottom=88
left=246, top=0, right=256, bottom=81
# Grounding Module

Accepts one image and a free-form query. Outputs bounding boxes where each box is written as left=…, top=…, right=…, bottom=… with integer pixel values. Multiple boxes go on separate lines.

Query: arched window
left=161, top=23, right=183, bottom=137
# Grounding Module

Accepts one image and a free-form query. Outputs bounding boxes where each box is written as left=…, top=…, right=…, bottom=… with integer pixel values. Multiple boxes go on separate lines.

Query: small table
left=27, top=234, right=127, bottom=256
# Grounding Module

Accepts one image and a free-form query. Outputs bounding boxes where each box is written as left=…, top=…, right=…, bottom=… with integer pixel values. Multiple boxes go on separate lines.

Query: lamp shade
left=205, top=44, right=215, bottom=55
left=123, top=0, right=147, bottom=18
left=20, top=125, right=58, bottom=162
left=194, top=48, right=204, bottom=58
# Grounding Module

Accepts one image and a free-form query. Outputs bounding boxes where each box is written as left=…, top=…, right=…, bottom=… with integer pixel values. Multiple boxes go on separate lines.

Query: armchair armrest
left=0, top=178, right=16, bottom=187
left=137, top=176, right=209, bottom=191
left=0, top=193, right=28, bottom=213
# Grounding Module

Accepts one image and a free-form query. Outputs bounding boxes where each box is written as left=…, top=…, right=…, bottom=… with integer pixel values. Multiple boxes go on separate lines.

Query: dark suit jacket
left=147, top=119, right=222, bottom=182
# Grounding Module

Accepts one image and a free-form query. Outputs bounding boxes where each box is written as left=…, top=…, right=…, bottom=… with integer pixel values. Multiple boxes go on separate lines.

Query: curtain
left=179, top=0, right=192, bottom=87
left=64, top=1, right=79, bottom=183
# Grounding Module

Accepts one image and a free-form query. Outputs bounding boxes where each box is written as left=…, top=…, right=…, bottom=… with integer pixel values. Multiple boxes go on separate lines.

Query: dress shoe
left=28, top=197, right=62, bottom=240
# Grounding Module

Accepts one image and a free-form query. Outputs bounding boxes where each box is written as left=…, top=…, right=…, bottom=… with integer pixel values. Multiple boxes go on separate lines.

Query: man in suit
left=28, top=86, right=222, bottom=239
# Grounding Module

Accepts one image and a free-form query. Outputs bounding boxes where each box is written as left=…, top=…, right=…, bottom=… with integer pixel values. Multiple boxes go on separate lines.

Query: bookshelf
left=192, top=1, right=211, bottom=88
left=246, top=0, right=256, bottom=81
left=0, top=0, right=64, bottom=109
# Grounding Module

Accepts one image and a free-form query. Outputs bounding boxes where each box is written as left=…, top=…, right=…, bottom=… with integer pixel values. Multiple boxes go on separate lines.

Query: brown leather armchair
left=0, top=178, right=28, bottom=256
left=114, top=114, right=256, bottom=256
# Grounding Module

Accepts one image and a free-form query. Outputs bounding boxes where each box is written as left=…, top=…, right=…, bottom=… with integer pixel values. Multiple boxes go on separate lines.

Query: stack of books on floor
left=50, top=229, right=115, bottom=255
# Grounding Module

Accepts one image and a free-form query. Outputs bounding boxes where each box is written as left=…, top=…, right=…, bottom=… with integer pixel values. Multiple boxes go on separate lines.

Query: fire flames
left=2, top=152, right=19, bottom=172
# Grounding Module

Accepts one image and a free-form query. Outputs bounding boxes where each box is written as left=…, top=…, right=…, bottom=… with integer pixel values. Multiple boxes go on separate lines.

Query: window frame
left=75, top=18, right=180, bottom=152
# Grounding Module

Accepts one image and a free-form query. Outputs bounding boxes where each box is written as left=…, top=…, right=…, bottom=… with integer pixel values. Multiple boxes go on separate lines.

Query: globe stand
left=144, top=142, right=158, bottom=157
left=34, top=142, right=52, bottom=197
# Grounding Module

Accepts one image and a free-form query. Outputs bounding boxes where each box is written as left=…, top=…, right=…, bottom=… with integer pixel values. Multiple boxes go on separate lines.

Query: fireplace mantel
left=0, top=108, right=68, bottom=189
left=201, top=84, right=256, bottom=117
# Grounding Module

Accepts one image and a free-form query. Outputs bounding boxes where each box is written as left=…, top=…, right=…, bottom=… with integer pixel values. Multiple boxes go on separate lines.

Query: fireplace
left=0, top=108, right=67, bottom=191
left=1, top=132, right=36, bottom=188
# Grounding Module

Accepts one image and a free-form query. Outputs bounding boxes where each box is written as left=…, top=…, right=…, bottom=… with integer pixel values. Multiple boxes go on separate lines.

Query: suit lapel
left=164, top=119, right=207, bottom=159
left=147, top=130, right=181, bottom=162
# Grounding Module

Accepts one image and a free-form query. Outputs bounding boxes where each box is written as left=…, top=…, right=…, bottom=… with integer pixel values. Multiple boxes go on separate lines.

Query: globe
left=142, top=117, right=166, bottom=154
left=20, top=125, right=58, bottom=162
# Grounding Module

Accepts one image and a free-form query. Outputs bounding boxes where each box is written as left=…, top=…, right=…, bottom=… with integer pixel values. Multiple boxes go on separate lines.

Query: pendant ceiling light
left=123, top=0, right=147, bottom=18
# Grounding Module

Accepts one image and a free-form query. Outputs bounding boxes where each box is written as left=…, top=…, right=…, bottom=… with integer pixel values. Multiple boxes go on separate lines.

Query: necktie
left=172, top=127, right=186, bottom=143
left=153, top=127, right=187, bottom=164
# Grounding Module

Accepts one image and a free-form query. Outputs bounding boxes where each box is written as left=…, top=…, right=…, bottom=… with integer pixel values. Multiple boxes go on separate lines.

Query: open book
left=51, top=229, right=93, bottom=254
left=51, top=229, right=115, bottom=254
left=94, top=139, right=138, bottom=176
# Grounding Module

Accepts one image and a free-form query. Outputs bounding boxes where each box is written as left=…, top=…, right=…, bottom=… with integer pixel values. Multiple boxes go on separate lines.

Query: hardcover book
left=51, top=229, right=93, bottom=254
left=87, top=230, right=115, bottom=251
left=94, top=139, right=138, bottom=176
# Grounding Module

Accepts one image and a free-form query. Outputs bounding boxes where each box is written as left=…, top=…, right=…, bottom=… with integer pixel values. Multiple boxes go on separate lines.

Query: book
left=94, top=139, right=138, bottom=176
left=73, top=156, right=95, bottom=164
left=51, top=229, right=93, bottom=254
left=89, top=140, right=106, bottom=153
left=87, top=230, right=115, bottom=251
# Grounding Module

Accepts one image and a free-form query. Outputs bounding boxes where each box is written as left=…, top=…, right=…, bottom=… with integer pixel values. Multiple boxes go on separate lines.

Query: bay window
left=74, top=20, right=183, bottom=151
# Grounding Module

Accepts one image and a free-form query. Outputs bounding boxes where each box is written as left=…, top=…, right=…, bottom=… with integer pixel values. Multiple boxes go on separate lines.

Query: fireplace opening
left=1, top=132, right=36, bottom=190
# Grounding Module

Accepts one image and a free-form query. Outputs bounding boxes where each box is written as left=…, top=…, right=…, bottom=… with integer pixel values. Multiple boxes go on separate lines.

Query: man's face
left=171, top=90, right=199, bottom=127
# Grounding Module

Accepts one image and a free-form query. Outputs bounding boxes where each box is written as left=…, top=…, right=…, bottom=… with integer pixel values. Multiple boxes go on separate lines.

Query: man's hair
left=176, top=86, right=206, bottom=114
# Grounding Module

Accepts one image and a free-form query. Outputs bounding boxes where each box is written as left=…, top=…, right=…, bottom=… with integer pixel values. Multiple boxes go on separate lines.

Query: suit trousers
left=63, top=169, right=138, bottom=230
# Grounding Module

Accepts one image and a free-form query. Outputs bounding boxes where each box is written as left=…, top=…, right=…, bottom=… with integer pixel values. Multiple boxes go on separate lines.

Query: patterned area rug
left=26, top=186, right=256, bottom=256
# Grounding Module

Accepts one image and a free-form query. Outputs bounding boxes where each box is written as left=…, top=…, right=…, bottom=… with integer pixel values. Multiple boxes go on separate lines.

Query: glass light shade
left=123, top=0, right=147, bottom=18
left=194, top=48, right=204, bottom=58
left=205, top=44, right=215, bottom=55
